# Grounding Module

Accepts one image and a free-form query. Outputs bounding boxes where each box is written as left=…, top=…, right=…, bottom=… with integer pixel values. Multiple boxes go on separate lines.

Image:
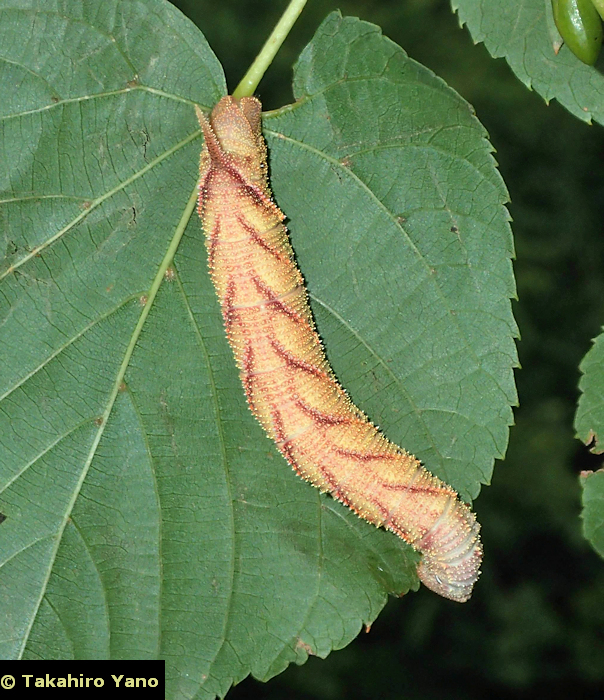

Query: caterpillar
left=195, top=96, right=482, bottom=603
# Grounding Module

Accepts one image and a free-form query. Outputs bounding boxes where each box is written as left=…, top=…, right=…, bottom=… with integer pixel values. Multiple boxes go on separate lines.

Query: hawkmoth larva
left=195, top=96, right=482, bottom=602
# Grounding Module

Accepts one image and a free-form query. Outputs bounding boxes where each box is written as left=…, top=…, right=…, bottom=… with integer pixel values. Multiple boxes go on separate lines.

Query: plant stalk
left=232, top=0, right=308, bottom=98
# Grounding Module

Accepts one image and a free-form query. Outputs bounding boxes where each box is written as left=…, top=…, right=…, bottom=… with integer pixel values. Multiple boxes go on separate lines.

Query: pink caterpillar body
left=195, top=96, right=482, bottom=602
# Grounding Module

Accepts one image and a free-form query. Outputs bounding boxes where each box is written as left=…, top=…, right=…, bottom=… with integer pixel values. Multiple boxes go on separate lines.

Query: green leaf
left=266, top=11, right=518, bottom=502
left=577, top=329, right=604, bottom=453
left=453, top=0, right=604, bottom=125
left=575, top=333, right=604, bottom=454
left=580, top=470, right=604, bottom=558
left=576, top=328, right=604, bottom=558
left=0, top=3, right=517, bottom=698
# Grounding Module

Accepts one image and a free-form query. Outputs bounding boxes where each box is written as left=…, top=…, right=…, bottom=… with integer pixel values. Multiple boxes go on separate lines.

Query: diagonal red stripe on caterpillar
left=195, top=96, right=482, bottom=602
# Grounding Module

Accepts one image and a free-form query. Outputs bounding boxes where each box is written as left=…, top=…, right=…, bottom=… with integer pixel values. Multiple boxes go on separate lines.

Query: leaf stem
left=232, top=0, right=308, bottom=98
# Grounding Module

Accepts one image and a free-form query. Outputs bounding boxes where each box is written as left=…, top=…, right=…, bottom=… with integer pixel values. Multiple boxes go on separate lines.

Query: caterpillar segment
left=195, top=96, right=482, bottom=602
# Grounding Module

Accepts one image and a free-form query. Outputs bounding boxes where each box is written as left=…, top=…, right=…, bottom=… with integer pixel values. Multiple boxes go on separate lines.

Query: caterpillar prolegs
left=195, top=96, right=482, bottom=602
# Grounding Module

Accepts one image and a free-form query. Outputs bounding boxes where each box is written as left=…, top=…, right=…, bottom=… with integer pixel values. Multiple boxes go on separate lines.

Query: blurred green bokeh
left=173, top=1, right=604, bottom=698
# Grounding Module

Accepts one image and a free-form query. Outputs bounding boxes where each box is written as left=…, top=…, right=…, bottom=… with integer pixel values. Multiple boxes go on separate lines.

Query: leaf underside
left=453, top=0, right=604, bottom=126
left=0, top=3, right=517, bottom=698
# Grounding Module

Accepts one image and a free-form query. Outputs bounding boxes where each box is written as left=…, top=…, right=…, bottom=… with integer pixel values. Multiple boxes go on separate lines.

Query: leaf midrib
left=0, top=84, right=205, bottom=124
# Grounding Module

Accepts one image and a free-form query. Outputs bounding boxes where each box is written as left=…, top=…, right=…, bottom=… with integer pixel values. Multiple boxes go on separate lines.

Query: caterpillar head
left=196, top=96, right=267, bottom=183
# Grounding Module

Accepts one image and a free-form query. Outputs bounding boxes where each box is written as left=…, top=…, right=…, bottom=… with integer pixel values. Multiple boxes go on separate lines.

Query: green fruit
left=590, top=0, right=604, bottom=21
left=552, top=0, right=603, bottom=65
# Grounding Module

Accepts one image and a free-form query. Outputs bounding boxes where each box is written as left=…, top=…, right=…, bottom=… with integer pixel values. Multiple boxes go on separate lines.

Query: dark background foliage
left=173, top=1, right=604, bottom=698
